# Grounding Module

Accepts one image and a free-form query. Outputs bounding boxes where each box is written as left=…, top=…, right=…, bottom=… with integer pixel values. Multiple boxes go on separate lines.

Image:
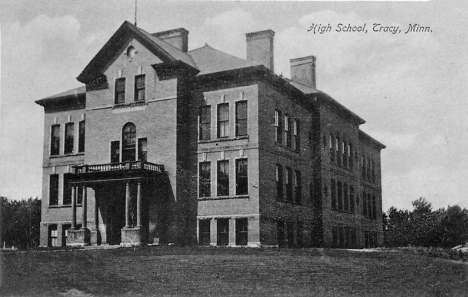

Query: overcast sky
left=1, top=0, right=467, bottom=211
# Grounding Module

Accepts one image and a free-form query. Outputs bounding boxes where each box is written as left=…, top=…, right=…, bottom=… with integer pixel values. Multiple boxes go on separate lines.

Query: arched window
left=122, top=123, right=136, bottom=162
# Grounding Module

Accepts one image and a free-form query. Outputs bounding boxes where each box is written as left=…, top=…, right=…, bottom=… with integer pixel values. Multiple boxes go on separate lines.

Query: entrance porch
left=67, top=161, right=165, bottom=247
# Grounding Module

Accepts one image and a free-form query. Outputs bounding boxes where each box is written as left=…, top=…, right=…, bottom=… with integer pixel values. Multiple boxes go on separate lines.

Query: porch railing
left=73, top=161, right=165, bottom=174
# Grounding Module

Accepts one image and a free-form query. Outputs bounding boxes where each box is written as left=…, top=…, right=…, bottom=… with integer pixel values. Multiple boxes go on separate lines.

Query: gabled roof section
left=35, top=86, right=86, bottom=107
left=77, top=21, right=197, bottom=84
left=188, top=44, right=260, bottom=75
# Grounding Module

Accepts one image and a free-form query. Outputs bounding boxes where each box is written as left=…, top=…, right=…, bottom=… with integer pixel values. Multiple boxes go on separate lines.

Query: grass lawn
left=1, top=246, right=467, bottom=296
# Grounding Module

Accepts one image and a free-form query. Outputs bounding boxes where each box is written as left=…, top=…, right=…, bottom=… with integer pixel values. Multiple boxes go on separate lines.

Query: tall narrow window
left=217, top=103, right=229, bottom=138
left=115, top=77, right=126, bottom=104
left=217, top=219, right=229, bottom=246
left=78, top=120, right=85, bottom=153
left=284, top=115, right=292, bottom=147
left=63, top=174, right=72, bottom=205
left=349, top=186, right=355, bottom=213
left=372, top=195, right=377, bottom=219
left=329, top=134, right=334, bottom=162
left=277, top=220, right=285, bottom=247
left=217, top=160, right=229, bottom=196
left=275, top=110, right=282, bottom=144
left=49, top=174, right=59, bottom=206
left=331, top=179, right=336, bottom=209
left=236, top=159, right=248, bottom=195
left=293, top=119, right=300, bottom=151
left=337, top=181, right=343, bottom=210
left=367, top=157, right=371, bottom=180
left=362, top=155, right=366, bottom=179
left=199, top=106, right=211, bottom=141
left=138, top=138, right=147, bottom=162
left=236, top=218, right=248, bottom=246
left=134, top=74, right=145, bottom=102
left=122, top=123, right=136, bottom=162
left=342, top=140, right=346, bottom=168
left=77, top=186, right=83, bottom=205
left=49, top=225, right=58, bottom=247
left=336, top=137, right=341, bottom=166
left=198, top=220, right=210, bottom=246
left=371, top=160, right=376, bottom=183
left=368, top=193, right=372, bottom=218
left=295, top=170, right=302, bottom=205
left=348, top=143, right=353, bottom=169
left=362, top=192, right=367, bottom=217
left=51, top=124, right=60, bottom=156
left=343, top=141, right=348, bottom=168
left=111, top=141, right=120, bottom=163
left=343, top=183, right=349, bottom=212
left=64, top=123, right=74, bottom=154
left=199, top=162, right=211, bottom=197
left=276, top=164, right=283, bottom=201
left=235, top=101, right=247, bottom=136
left=285, top=167, right=293, bottom=202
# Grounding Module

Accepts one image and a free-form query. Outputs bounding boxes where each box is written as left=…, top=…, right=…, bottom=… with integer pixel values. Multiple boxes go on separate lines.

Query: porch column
left=94, top=195, right=99, bottom=230
left=71, top=186, right=76, bottom=229
left=82, top=186, right=87, bottom=229
left=125, top=181, right=130, bottom=228
left=136, top=180, right=142, bottom=227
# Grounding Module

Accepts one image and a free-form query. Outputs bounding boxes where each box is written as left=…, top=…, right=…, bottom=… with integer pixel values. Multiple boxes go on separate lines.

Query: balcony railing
left=73, top=161, right=165, bottom=174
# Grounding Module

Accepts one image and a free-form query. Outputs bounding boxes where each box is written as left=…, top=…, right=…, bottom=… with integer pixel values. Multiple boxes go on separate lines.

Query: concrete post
left=125, top=181, right=130, bottom=228
left=71, top=186, right=76, bottom=229
left=136, top=180, right=141, bottom=227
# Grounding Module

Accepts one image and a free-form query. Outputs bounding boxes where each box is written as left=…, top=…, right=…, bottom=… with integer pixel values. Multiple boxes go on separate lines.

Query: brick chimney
left=246, top=30, right=275, bottom=72
left=152, top=28, right=189, bottom=52
left=290, top=56, right=316, bottom=89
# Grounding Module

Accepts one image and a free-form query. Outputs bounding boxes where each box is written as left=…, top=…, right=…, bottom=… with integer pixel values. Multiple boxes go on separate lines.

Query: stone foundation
left=68, top=228, right=91, bottom=246
left=121, top=227, right=144, bottom=247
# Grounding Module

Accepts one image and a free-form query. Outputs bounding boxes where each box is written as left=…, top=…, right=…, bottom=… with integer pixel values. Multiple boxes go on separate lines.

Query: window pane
left=236, top=101, right=247, bottom=136
left=51, top=125, right=60, bottom=155
left=217, top=160, right=229, bottom=196
left=236, top=159, right=248, bottom=195
left=49, top=175, right=59, bottom=205
left=199, top=162, right=211, bottom=197
left=122, top=123, right=136, bottom=162
left=135, top=75, right=145, bottom=101
left=286, top=167, right=292, bottom=202
left=115, top=78, right=126, bottom=104
left=276, top=110, right=282, bottom=143
left=78, top=121, right=85, bottom=152
left=199, top=220, right=211, bottom=246
left=295, top=170, right=301, bottom=205
left=65, top=123, right=74, bottom=154
left=236, top=218, right=248, bottom=246
left=331, top=179, right=336, bottom=209
left=111, top=141, right=120, bottom=163
left=276, top=164, right=283, bottom=201
left=199, top=106, right=211, bottom=140
left=138, top=138, right=147, bottom=162
left=217, top=104, right=229, bottom=138
left=63, top=174, right=72, bottom=205
left=217, top=219, right=229, bottom=246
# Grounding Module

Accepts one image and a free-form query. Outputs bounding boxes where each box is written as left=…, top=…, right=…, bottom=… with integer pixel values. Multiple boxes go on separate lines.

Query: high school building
left=36, top=21, right=385, bottom=248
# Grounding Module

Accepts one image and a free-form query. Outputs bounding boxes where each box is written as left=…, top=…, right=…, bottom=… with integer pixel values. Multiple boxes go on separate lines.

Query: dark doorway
left=217, top=219, right=229, bottom=246
left=99, top=183, right=126, bottom=245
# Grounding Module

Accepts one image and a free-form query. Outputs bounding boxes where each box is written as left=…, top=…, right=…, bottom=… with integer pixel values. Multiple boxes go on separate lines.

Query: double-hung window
left=275, top=110, right=282, bottom=143
left=284, top=115, right=291, bottom=147
left=115, top=78, right=126, bottom=104
left=235, top=101, right=247, bottom=136
left=293, top=120, right=300, bottom=151
left=329, top=134, right=334, bottom=162
left=295, top=170, right=301, bottom=205
left=236, top=159, right=248, bottom=195
left=49, top=174, right=59, bottom=206
left=199, top=106, right=211, bottom=141
left=217, top=104, right=229, bottom=138
left=51, top=125, right=60, bottom=156
left=199, top=162, right=211, bottom=197
left=331, top=179, right=336, bottom=209
left=276, top=164, right=283, bottom=201
left=217, top=160, right=229, bottom=196
left=63, top=174, right=72, bottom=205
left=138, top=138, right=147, bottom=162
left=78, top=120, right=85, bottom=153
left=134, top=75, right=145, bottom=102
left=111, top=141, right=120, bottom=163
left=285, top=167, right=293, bottom=202
left=64, top=123, right=74, bottom=154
